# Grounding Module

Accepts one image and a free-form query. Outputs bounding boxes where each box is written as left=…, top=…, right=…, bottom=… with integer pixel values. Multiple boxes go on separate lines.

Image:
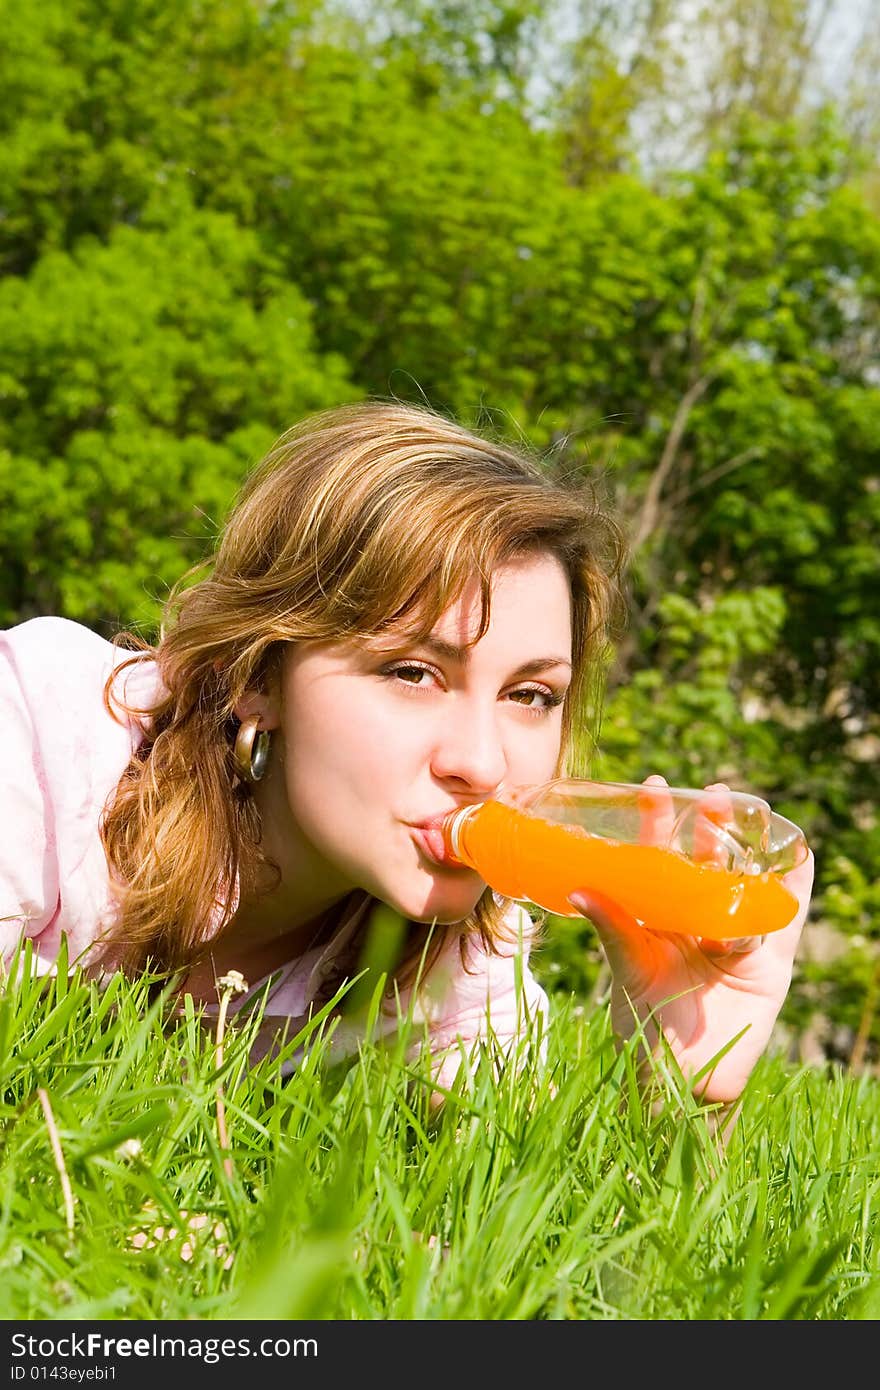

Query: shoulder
left=2, top=615, right=158, bottom=692
left=1, top=616, right=119, bottom=687
left=2, top=613, right=112, bottom=651
left=0, top=615, right=163, bottom=751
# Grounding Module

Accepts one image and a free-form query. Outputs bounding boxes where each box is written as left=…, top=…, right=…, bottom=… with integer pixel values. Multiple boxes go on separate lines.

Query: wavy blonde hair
left=99, top=399, right=627, bottom=986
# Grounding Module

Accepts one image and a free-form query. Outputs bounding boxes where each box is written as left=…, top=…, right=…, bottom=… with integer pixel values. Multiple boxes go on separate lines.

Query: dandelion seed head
left=217, top=970, right=248, bottom=996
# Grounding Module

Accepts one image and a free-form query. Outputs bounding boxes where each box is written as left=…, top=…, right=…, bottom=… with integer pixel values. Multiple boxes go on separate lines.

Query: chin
left=397, top=885, right=485, bottom=926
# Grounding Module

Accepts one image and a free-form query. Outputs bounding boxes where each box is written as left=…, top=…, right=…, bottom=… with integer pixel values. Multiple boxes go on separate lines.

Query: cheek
left=507, top=718, right=564, bottom=782
left=282, top=683, right=417, bottom=810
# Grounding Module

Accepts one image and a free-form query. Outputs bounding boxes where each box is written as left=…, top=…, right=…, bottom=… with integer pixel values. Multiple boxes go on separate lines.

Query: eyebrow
left=372, top=633, right=572, bottom=676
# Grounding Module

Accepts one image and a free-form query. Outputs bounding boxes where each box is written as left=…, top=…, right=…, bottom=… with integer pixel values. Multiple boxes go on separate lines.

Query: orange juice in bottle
left=441, top=779, right=807, bottom=939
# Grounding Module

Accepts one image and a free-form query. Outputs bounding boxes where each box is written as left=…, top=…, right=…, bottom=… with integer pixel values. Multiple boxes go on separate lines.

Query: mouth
left=408, top=813, right=467, bottom=868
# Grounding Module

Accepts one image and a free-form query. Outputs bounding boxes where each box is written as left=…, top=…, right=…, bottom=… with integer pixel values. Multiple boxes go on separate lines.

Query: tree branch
left=631, top=372, right=714, bottom=552
left=664, top=445, right=762, bottom=510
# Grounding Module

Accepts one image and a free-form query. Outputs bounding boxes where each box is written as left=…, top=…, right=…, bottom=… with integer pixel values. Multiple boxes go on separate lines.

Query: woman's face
left=253, top=551, right=573, bottom=925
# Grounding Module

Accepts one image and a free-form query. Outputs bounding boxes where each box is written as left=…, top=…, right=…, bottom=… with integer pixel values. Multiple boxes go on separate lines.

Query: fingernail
left=728, top=935, right=764, bottom=954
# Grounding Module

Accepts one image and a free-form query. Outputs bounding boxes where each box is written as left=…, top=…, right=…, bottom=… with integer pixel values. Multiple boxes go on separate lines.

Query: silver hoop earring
left=233, top=716, right=272, bottom=784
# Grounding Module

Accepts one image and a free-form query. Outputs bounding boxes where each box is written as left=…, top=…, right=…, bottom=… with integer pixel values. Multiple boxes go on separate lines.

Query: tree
left=547, top=0, right=880, bottom=177
left=0, top=205, right=356, bottom=632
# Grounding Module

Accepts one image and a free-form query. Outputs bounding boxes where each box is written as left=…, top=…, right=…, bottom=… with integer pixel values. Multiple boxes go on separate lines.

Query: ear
left=233, top=686, right=281, bottom=731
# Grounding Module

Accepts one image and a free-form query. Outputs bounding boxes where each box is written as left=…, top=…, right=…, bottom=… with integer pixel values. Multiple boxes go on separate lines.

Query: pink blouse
left=0, top=616, right=549, bottom=1087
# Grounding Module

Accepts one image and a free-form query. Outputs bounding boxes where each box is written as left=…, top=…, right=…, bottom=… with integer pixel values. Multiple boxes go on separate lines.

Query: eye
left=382, top=661, right=440, bottom=690
left=379, top=663, right=566, bottom=715
left=507, top=684, right=564, bottom=715
left=509, top=687, right=548, bottom=707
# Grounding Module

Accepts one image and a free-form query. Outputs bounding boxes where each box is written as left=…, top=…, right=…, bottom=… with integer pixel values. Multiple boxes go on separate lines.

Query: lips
left=408, top=812, right=463, bottom=867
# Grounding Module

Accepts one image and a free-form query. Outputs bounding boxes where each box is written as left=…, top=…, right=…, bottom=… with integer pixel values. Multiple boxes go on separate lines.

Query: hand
left=568, top=774, right=814, bottom=1107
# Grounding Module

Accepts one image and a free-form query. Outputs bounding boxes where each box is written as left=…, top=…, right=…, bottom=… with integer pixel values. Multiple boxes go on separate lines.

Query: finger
left=638, top=773, right=676, bottom=847
left=568, top=889, right=642, bottom=938
left=693, top=781, right=735, bottom=866
left=561, top=895, right=645, bottom=961
left=569, top=889, right=667, bottom=992
left=698, top=933, right=765, bottom=957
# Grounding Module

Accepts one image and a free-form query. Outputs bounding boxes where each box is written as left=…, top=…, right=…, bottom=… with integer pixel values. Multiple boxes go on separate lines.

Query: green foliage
left=0, top=205, right=356, bottom=631
left=597, top=587, right=789, bottom=784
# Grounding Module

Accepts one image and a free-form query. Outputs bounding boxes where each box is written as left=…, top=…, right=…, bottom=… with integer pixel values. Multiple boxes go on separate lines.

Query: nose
left=429, top=696, right=508, bottom=794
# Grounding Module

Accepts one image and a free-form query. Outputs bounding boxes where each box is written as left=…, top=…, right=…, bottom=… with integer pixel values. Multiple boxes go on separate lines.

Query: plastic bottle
left=441, top=777, right=809, bottom=938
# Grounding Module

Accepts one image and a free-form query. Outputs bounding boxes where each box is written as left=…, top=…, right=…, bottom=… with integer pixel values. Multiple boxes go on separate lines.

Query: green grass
left=2, top=944, right=880, bottom=1321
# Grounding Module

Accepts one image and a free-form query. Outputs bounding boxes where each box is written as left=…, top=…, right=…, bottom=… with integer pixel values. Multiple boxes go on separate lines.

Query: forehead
left=366, top=552, right=573, bottom=654
left=280, top=554, right=573, bottom=689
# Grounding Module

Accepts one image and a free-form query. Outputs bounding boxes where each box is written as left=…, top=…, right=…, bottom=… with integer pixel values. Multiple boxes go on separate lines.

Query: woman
left=0, top=399, right=813, bottom=1105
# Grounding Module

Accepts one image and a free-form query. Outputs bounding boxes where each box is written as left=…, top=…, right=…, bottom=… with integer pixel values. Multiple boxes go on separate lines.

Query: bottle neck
left=443, top=804, right=483, bottom=865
